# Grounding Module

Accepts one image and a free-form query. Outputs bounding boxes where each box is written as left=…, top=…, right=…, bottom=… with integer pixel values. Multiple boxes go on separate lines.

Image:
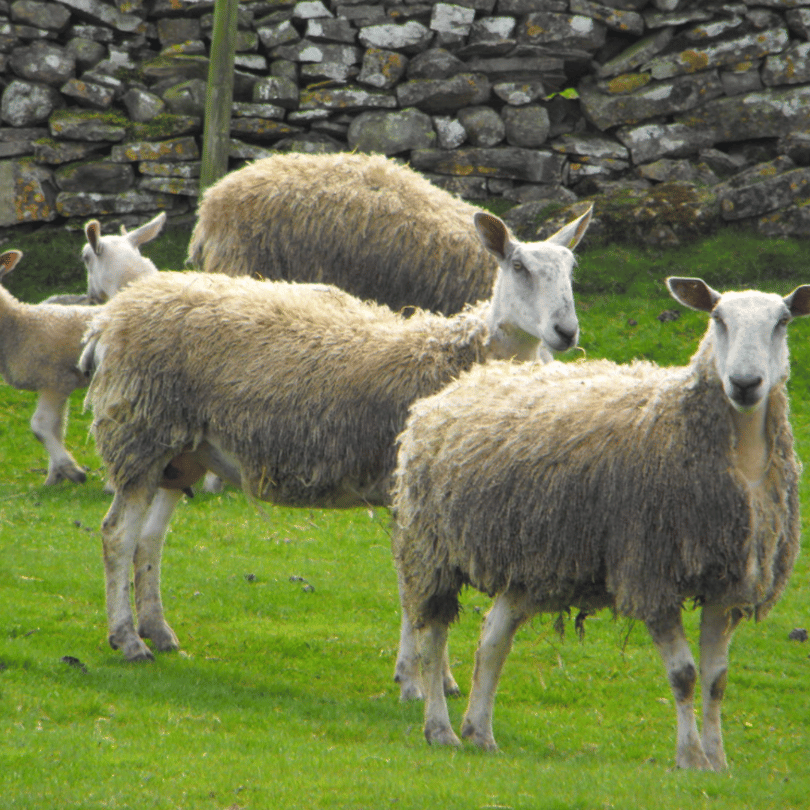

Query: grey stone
left=396, top=73, right=491, bottom=114
left=334, top=4, right=387, bottom=26
left=253, top=75, right=299, bottom=109
left=232, top=101, right=285, bottom=120
left=122, top=87, right=166, bottom=123
left=11, top=0, right=71, bottom=31
left=597, top=28, right=674, bottom=79
left=458, top=105, right=504, bottom=147
left=428, top=172, right=490, bottom=200
left=347, top=107, right=436, bottom=154
left=430, top=4, right=476, bottom=39
left=55, top=189, right=176, bottom=218
left=463, top=55, right=565, bottom=83
left=109, top=137, right=200, bottom=163
left=66, top=36, right=106, bottom=71
left=1, top=79, right=63, bottom=126
left=57, top=0, right=145, bottom=33
left=460, top=16, right=516, bottom=57
left=755, top=204, right=810, bottom=238
left=235, top=54, right=267, bottom=72
left=502, top=104, right=550, bottom=148
left=567, top=156, right=629, bottom=184
left=60, top=77, right=115, bottom=110
left=432, top=115, right=466, bottom=149
left=10, top=41, right=76, bottom=86
left=643, top=7, right=712, bottom=29
left=517, top=12, right=607, bottom=50
left=157, top=17, right=201, bottom=47
left=359, top=21, right=433, bottom=54
left=358, top=48, right=408, bottom=90
left=499, top=0, right=566, bottom=11
left=777, top=131, right=810, bottom=166
left=49, top=111, right=126, bottom=143
left=551, top=133, right=629, bottom=160
left=138, top=161, right=201, bottom=178
left=406, top=48, right=465, bottom=80
left=293, top=1, right=332, bottom=20
left=411, top=146, right=565, bottom=184
left=616, top=122, right=717, bottom=164
left=637, top=158, right=697, bottom=183
left=229, top=138, right=276, bottom=160
left=786, top=8, right=810, bottom=40
left=720, top=65, right=763, bottom=96
left=138, top=176, right=199, bottom=196
left=682, top=14, right=744, bottom=42
left=569, top=0, right=644, bottom=35
left=54, top=159, right=133, bottom=192
left=230, top=118, right=303, bottom=140
left=257, top=20, right=299, bottom=50
left=493, top=81, right=545, bottom=106
left=299, top=86, right=397, bottom=112
left=0, top=158, right=56, bottom=225
left=306, top=17, right=356, bottom=43
left=718, top=167, right=810, bottom=221
left=762, top=42, right=810, bottom=87
left=33, top=138, right=107, bottom=163
left=163, top=79, right=206, bottom=117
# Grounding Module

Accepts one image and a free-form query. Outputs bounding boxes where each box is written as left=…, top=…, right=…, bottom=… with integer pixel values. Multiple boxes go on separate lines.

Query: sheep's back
left=394, top=359, right=800, bottom=627
left=187, top=153, right=494, bottom=315
left=87, top=272, right=487, bottom=502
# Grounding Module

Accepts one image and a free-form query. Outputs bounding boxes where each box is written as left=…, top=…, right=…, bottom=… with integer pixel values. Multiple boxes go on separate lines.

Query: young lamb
left=0, top=250, right=100, bottom=484
left=392, top=276, right=810, bottom=771
left=81, top=207, right=592, bottom=663
left=189, top=152, right=540, bottom=315
left=1, top=215, right=166, bottom=484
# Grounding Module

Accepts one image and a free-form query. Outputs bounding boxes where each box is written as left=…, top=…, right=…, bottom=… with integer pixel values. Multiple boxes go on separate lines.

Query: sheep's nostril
left=554, top=324, right=577, bottom=347
left=729, top=375, right=762, bottom=404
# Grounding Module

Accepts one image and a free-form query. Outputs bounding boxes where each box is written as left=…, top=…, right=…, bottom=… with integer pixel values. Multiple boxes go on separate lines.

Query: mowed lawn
left=1, top=226, right=810, bottom=809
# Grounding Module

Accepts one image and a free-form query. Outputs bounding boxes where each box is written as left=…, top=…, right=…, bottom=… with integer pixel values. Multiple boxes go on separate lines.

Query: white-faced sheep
left=0, top=250, right=99, bottom=483
left=1, top=213, right=166, bottom=484
left=44, top=212, right=165, bottom=305
left=80, top=206, right=592, bottom=662
left=392, top=277, right=809, bottom=771
left=188, top=152, right=556, bottom=315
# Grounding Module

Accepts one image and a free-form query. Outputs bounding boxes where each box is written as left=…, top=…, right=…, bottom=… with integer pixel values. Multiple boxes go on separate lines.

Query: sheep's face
left=668, top=278, right=810, bottom=413
left=475, top=206, right=592, bottom=357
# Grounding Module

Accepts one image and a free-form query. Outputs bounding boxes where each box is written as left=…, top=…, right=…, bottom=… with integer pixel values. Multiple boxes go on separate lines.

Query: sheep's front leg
left=30, top=390, right=86, bottom=484
left=101, top=488, right=154, bottom=661
left=460, top=589, right=529, bottom=751
left=394, top=570, right=459, bottom=701
left=421, top=621, right=461, bottom=747
left=699, top=604, right=742, bottom=772
left=134, top=489, right=183, bottom=652
left=647, top=609, right=712, bottom=770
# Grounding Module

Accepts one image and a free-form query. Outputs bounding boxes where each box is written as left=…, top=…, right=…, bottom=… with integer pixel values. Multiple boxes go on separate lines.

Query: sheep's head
left=82, top=211, right=165, bottom=303
left=476, top=204, right=592, bottom=359
left=668, top=277, right=810, bottom=412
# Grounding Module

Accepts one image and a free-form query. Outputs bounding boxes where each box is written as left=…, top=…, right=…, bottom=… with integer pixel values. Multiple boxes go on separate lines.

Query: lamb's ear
left=474, top=212, right=510, bottom=260
left=666, top=277, right=721, bottom=313
left=0, top=249, right=23, bottom=282
left=85, top=219, right=102, bottom=256
left=128, top=211, right=167, bottom=248
left=544, top=203, right=593, bottom=250
left=785, top=285, right=810, bottom=318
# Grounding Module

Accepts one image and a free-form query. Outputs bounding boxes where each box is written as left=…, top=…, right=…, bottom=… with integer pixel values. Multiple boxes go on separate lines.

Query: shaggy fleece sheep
left=393, top=277, right=809, bottom=770
left=188, top=152, right=511, bottom=314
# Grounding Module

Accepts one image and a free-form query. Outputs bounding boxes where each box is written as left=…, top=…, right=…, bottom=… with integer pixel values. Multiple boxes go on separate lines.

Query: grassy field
left=1, top=224, right=810, bottom=809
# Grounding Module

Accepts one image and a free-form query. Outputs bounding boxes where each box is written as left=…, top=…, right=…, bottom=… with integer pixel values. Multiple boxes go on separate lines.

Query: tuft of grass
left=1, top=229, right=810, bottom=809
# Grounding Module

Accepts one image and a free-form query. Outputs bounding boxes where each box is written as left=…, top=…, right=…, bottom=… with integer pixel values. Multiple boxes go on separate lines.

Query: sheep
left=0, top=250, right=100, bottom=484
left=80, top=205, right=593, bottom=663
left=392, top=276, right=810, bottom=771
left=189, top=152, right=540, bottom=315
left=0, top=214, right=166, bottom=484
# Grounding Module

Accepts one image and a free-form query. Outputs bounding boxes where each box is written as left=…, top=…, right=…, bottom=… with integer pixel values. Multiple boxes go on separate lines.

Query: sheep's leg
left=421, top=621, right=461, bottom=747
left=647, top=609, right=712, bottom=770
left=30, top=390, right=86, bottom=485
left=394, top=570, right=459, bottom=701
left=460, top=589, right=529, bottom=751
left=101, top=488, right=154, bottom=661
left=699, top=604, right=742, bottom=772
left=134, top=489, right=183, bottom=652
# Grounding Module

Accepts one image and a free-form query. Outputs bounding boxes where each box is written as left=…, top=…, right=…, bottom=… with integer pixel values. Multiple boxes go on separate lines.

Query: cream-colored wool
left=187, top=153, right=495, bottom=315
left=85, top=271, right=488, bottom=504
left=393, top=348, right=801, bottom=629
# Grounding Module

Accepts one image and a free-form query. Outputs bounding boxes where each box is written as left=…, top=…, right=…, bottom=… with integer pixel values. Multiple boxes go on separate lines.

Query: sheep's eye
left=712, top=312, right=725, bottom=328
left=512, top=260, right=527, bottom=274
left=777, top=314, right=791, bottom=328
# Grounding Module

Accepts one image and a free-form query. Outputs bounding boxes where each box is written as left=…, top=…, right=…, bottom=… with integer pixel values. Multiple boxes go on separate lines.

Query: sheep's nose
left=729, top=374, right=763, bottom=405
left=554, top=324, right=578, bottom=349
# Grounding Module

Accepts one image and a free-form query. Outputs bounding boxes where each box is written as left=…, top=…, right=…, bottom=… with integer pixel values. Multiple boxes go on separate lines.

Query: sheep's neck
left=731, top=405, right=769, bottom=485
left=486, top=319, right=545, bottom=362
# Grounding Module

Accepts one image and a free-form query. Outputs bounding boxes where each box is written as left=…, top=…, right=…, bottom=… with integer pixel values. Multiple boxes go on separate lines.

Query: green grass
left=2, top=229, right=810, bottom=809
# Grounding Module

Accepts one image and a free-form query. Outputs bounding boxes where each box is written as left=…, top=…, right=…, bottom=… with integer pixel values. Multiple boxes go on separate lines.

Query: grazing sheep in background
left=393, top=277, right=809, bottom=771
left=80, top=205, right=592, bottom=662
left=44, top=212, right=166, bottom=305
left=189, top=152, right=551, bottom=315
left=0, top=250, right=99, bottom=484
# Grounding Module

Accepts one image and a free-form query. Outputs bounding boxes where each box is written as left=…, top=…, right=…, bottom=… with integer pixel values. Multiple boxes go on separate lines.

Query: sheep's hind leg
left=421, top=621, right=461, bottom=747
left=394, top=570, right=459, bottom=701
left=31, top=390, right=86, bottom=484
left=134, top=489, right=183, bottom=652
left=699, top=604, right=742, bottom=772
left=647, top=609, right=712, bottom=770
left=101, top=488, right=154, bottom=661
left=460, top=589, right=529, bottom=752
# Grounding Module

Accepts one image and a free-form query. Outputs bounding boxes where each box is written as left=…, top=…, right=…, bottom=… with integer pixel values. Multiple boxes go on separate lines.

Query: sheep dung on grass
left=0, top=213, right=166, bottom=484
left=189, top=152, right=547, bottom=315
left=81, top=206, right=592, bottom=663
left=392, top=277, right=810, bottom=771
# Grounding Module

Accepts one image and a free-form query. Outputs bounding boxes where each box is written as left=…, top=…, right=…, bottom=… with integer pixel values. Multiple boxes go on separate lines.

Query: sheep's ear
left=474, top=212, right=510, bottom=260
left=0, top=249, right=23, bottom=282
left=785, top=285, right=810, bottom=318
left=545, top=203, right=593, bottom=250
left=85, top=220, right=102, bottom=255
left=128, top=211, right=166, bottom=248
left=666, top=277, right=721, bottom=313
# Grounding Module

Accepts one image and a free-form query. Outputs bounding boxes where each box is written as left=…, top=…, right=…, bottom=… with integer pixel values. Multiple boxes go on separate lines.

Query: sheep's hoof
left=676, top=744, right=713, bottom=771
left=460, top=721, right=498, bottom=752
left=396, top=679, right=424, bottom=702
left=44, top=464, right=87, bottom=485
left=110, top=631, right=154, bottom=662
left=424, top=721, right=462, bottom=748
left=138, top=621, right=179, bottom=652
left=443, top=677, right=461, bottom=698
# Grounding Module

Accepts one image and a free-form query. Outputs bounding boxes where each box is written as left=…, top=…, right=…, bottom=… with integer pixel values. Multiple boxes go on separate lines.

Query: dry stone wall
left=1, top=0, right=810, bottom=244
